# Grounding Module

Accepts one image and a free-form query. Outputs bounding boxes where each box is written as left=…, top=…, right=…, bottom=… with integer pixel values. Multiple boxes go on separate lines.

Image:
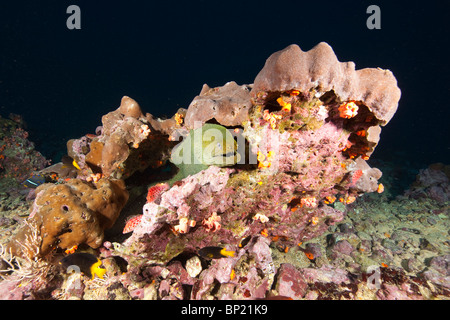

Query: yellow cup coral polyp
left=276, top=97, right=292, bottom=112
left=338, top=101, right=359, bottom=119
left=257, top=150, right=275, bottom=169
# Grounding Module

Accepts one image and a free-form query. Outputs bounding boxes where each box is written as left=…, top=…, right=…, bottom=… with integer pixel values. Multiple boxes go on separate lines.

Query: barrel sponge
left=252, top=43, right=401, bottom=125
left=8, top=178, right=129, bottom=258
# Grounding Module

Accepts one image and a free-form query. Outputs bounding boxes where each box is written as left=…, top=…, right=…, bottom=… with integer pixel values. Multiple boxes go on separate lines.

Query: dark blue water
left=1, top=0, right=448, bottom=166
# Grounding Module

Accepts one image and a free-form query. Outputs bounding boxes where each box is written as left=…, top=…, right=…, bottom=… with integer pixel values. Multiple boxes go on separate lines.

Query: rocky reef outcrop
left=3, top=42, right=428, bottom=301
left=123, top=42, right=401, bottom=264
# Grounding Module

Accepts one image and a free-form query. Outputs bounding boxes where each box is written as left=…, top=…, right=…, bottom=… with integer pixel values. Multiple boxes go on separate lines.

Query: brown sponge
left=184, top=81, right=252, bottom=128
left=252, top=43, right=401, bottom=125
left=8, top=178, right=129, bottom=258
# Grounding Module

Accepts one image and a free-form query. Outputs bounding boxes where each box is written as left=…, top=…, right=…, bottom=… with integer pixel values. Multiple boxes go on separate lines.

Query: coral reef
left=4, top=42, right=448, bottom=301
left=0, top=114, right=50, bottom=192
left=190, top=236, right=275, bottom=300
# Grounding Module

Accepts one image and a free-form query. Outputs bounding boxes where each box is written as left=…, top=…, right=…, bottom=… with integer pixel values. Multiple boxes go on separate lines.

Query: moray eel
left=169, top=123, right=240, bottom=184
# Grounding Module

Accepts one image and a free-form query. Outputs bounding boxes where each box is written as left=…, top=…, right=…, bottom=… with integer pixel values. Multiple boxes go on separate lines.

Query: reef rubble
left=1, top=42, right=449, bottom=300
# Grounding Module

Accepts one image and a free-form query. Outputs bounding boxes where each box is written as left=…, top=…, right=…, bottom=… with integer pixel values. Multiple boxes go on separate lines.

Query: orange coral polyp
left=310, top=216, right=319, bottom=226
left=346, top=195, right=357, bottom=204
left=300, top=196, right=317, bottom=208
left=355, top=130, right=366, bottom=137
left=257, top=151, right=265, bottom=162
left=338, top=101, right=359, bottom=119
left=174, top=113, right=184, bottom=126
left=324, top=196, right=336, bottom=204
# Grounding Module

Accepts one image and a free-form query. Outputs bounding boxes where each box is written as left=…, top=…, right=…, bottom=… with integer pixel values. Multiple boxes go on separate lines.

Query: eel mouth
left=211, top=151, right=239, bottom=163
left=215, top=150, right=242, bottom=165
left=223, top=151, right=237, bottom=158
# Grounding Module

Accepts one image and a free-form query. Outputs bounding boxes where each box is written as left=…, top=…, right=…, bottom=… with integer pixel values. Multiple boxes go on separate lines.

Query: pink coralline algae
left=125, top=166, right=233, bottom=252
left=351, top=170, right=364, bottom=186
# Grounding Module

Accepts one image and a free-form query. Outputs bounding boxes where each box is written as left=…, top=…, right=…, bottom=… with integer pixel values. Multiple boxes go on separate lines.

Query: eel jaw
left=210, top=150, right=241, bottom=166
